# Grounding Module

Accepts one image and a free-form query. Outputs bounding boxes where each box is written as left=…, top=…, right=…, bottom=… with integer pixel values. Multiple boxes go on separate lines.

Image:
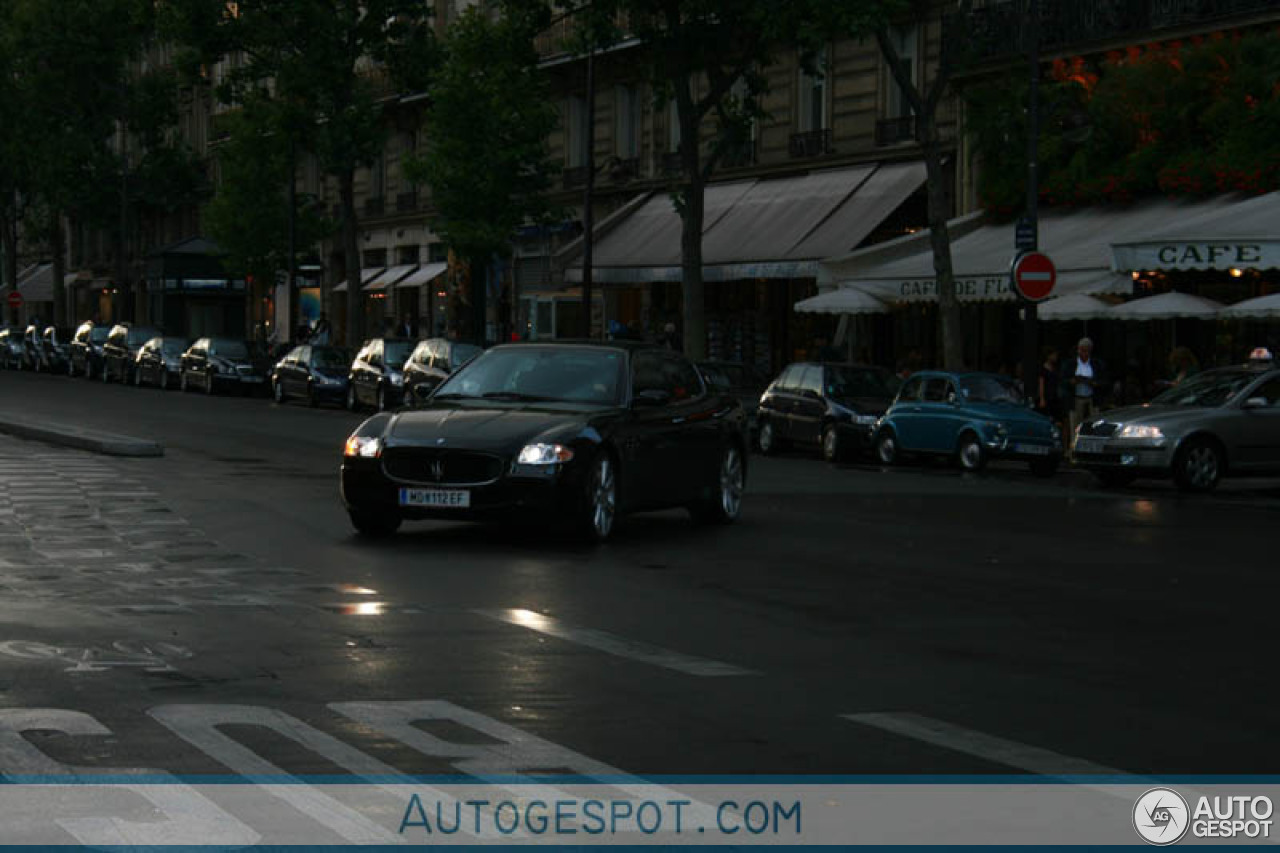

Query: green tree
left=405, top=2, right=559, bottom=344
left=163, top=0, right=436, bottom=345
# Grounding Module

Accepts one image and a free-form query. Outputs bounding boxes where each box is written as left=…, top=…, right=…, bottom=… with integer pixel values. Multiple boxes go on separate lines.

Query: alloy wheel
left=273, top=380, right=285, bottom=403
left=758, top=421, right=775, bottom=454
left=1178, top=442, right=1221, bottom=491
left=958, top=435, right=985, bottom=471
left=876, top=432, right=897, bottom=465
left=719, top=446, right=744, bottom=520
left=588, top=455, right=617, bottom=540
left=822, top=426, right=840, bottom=463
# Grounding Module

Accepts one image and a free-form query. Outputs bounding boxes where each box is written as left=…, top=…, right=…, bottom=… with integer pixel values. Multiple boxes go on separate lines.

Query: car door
left=916, top=377, right=963, bottom=453
left=888, top=376, right=926, bottom=449
left=187, top=340, right=209, bottom=384
left=659, top=352, right=722, bottom=502
left=287, top=346, right=310, bottom=395
left=791, top=365, right=827, bottom=446
left=760, top=365, right=799, bottom=438
left=625, top=350, right=692, bottom=507
left=349, top=342, right=372, bottom=404
left=1236, top=375, right=1280, bottom=469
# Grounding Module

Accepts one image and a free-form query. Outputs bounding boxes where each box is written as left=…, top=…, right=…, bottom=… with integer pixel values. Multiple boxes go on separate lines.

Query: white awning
left=1219, top=292, right=1280, bottom=319
left=1107, top=292, right=1223, bottom=320
left=565, top=161, right=927, bottom=283
left=794, top=286, right=890, bottom=315
left=1111, top=192, right=1280, bottom=271
left=333, top=268, right=385, bottom=293
left=1036, top=293, right=1113, bottom=321
left=16, top=263, right=53, bottom=303
left=394, top=261, right=448, bottom=289
left=817, top=196, right=1254, bottom=303
left=362, top=265, right=416, bottom=292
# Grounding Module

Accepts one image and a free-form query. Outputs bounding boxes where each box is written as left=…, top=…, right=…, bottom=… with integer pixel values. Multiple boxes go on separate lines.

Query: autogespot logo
left=1134, top=788, right=1190, bottom=845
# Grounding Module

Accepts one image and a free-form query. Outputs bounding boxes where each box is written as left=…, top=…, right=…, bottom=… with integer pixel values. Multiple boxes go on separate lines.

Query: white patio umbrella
left=1107, top=291, right=1223, bottom=320
left=1219, top=292, right=1280, bottom=320
left=1037, top=293, right=1112, bottom=321
left=794, top=286, right=890, bottom=316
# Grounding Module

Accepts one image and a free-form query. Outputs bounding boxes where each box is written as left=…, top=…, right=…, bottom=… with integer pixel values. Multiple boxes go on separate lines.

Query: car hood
left=387, top=403, right=602, bottom=451
left=1091, top=404, right=1217, bottom=429
left=834, top=395, right=892, bottom=416
left=963, top=402, right=1048, bottom=425
left=313, top=367, right=348, bottom=381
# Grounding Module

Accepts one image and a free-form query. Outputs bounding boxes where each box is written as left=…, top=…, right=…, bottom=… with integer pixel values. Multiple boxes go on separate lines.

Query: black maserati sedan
left=271, top=344, right=351, bottom=407
left=69, top=322, right=110, bottom=378
left=340, top=341, right=748, bottom=540
left=403, top=338, right=483, bottom=405
left=133, top=335, right=189, bottom=389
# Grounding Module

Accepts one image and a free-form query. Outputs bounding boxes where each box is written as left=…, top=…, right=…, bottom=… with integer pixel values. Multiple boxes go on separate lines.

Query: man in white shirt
left=1063, top=337, right=1106, bottom=454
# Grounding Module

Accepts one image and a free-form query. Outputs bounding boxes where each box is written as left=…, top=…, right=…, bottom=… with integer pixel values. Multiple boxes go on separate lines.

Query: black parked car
left=101, top=323, right=161, bottom=383
left=756, top=361, right=897, bottom=462
left=20, top=324, right=42, bottom=371
left=340, top=341, right=748, bottom=540
left=403, top=338, right=482, bottom=405
left=271, top=344, right=351, bottom=407
left=38, top=326, right=73, bottom=373
left=69, top=322, right=110, bottom=378
left=346, top=337, right=416, bottom=412
left=0, top=327, right=26, bottom=369
left=133, top=336, right=189, bottom=390
left=179, top=337, right=269, bottom=394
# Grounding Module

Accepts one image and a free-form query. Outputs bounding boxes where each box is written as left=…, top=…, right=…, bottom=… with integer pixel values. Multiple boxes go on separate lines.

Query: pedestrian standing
left=1037, top=348, right=1064, bottom=445
left=1062, top=337, right=1107, bottom=453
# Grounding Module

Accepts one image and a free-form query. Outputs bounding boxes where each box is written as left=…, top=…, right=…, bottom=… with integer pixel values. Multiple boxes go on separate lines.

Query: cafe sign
left=855, top=276, right=1015, bottom=303
left=1111, top=241, right=1280, bottom=272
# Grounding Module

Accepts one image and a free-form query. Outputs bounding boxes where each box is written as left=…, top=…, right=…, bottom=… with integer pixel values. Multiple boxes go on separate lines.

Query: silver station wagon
left=1073, top=366, right=1280, bottom=491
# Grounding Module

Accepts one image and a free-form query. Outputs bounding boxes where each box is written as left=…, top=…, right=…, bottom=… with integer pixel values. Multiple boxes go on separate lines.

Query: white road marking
left=841, top=711, right=1125, bottom=775
left=475, top=608, right=758, bottom=677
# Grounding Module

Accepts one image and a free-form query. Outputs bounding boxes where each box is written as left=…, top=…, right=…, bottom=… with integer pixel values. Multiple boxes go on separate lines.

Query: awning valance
left=363, top=265, right=416, bottom=292
left=816, top=197, right=1252, bottom=303
left=1110, top=192, right=1280, bottom=271
left=333, top=268, right=384, bottom=293
left=394, top=261, right=448, bottom=289
left=565, top=161, right=927, bottom=284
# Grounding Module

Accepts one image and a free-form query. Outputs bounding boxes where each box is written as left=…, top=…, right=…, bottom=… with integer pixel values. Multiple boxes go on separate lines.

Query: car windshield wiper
left=481, top=391, right=561, bottom=402
left=430, top=392, right=474, bottom=400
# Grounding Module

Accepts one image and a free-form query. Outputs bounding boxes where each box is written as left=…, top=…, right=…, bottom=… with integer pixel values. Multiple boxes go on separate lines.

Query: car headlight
left=1051, top=425, right=1062, bottom=440
left=1118, top=424, right=1163, bottom=439
left=516, top=443, right=575, bottom=465
left=343, top=435, right=383, bottom=458
left=388, top=371, right=404, bottom=386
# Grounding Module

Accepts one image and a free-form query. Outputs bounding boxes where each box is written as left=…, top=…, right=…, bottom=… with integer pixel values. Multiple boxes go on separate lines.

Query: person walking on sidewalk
left=1062, top=337, right=1107, bottom=453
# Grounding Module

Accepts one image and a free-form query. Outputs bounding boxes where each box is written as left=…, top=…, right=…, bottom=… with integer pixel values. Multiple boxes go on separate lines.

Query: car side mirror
left=1243, top=396, right=1269, bottom=410
left=633, top=388, right=671, bottom=407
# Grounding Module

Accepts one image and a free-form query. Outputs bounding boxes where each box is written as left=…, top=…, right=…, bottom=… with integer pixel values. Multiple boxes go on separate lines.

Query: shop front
left=145, top=238, right=246, bottom=339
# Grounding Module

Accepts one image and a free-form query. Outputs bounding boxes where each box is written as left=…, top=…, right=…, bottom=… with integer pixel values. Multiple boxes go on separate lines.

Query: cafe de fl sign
left=1111, top=240, right=1280, bottom=272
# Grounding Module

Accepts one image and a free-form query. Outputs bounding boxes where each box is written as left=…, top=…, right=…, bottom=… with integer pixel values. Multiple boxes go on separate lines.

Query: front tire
left=349, top=510, right=401, bottom=538
left=578, top=452, right=618, bottom=542
left=376, top=385, right=387, bottom=412
left=346, top=385, right=358, bottom=412
left=691, top=443, right=744, bottom=525
left=133, top=366, right=143, bottom=387
left=159, top=370, right=169, bottom=391
left=821, top=424, right=844, bottom=464
left=205, top=372, right=215, bottom=395
left=273, top=379, right=286, bottom=404
left=1174, top=438, right=1223, bottom=492
left=875, top=429, right=898, bottom=466
left=757, top=419, right=781, bottom=455
left=180, top=371, right=189, bottom=392
left=957, top=433, right=987, bottom=472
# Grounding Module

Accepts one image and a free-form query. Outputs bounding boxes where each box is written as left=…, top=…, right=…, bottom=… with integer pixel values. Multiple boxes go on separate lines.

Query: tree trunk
left=339, top=169, right=363, bottom=346
left=923, top=143, right=963, bottom=370
left=50, top=216, right=66, bottom=327
left=678, top=92, right=706, bottom=360
left=2, top=210, right=17, bottom=327
left=470, top=255, right=487, bottom=346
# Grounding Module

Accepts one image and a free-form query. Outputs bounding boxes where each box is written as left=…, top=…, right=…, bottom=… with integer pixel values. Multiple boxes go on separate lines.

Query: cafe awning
left=1107, top=292, right=1223, bottom=320
left=16, top=264, right=53, bottom=303
left=1219, top=292, right=1280, bottom=319
left=794, top=286, right=890, bottom=315
left=1036, top=292, right=1113, bottom=321
left=362, top=265, right=416, bottom=292
left=1111, top=192, right=1280, bottom=272
left=333, top=268, right=384, bottom=293
left=394, top=262, right=448, bottom=289
left=818, top=195, right=1251, bottom=303
left=564, top=160, right=927, bottom=283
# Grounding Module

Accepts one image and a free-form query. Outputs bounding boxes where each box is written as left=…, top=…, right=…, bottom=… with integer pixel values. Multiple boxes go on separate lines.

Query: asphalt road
left=1, top=367, right=1277, bottom=786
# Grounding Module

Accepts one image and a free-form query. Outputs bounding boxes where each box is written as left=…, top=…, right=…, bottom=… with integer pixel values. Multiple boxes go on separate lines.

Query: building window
left=797, top=46, right=828, bottom=133
left=885, top=24, right=919, bottom=120
left=428, top=243, right=448, bottom=264
left=362, top=248, right=387, bottom=269
left=398, top=245, right=419, bottom=266
left=614, top=84, right=640, bottom=159
left=566, top=95, right=589, bottom=168
left=369, top=152, right=385, bottom=200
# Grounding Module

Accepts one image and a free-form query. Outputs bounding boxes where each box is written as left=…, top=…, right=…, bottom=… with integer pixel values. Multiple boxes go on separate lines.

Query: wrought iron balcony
left=876, top=116, right=917, bottom=147
left=947, top=0, right=1280, bottom=64
left=789, top=128, right=833, bottom=159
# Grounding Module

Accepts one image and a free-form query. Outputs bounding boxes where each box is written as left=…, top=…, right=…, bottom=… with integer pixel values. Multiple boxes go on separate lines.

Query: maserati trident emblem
left=436, top=437, right=446, bottom=445
left=430, top=459, right=445, bottom=481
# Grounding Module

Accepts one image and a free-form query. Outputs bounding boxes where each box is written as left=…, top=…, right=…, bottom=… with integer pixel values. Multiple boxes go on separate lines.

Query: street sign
left=1015, top=216, right=1037, bottom=252
left=1012, top=251, right=1057, bottom=302
left=6, top=290, right=22, bottom=310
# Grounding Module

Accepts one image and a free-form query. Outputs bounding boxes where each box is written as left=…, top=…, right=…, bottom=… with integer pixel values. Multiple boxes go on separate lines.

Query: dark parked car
left=756, top=362, right=897, bottom=462
left=874, top=371, right=1062, bottom=476
left=404, top=338, right=482, bottom=405
left=19, top=324, right=42, bottom=371
left=101, top=323, right=160, bottom=383
left=346, top=337, right=416, bottom=412
left=340, top=341, right=748, bottom=540
left=1074, top=365, right=1280, bottom=492
left=179, top=337, right=269, bottom=394
left=133, top=336, right=190, bottom=390
left=0, top=327, right=26, bottom=369
left=271, top=344, right=352, bottom=407
left=38, top=326, right=73, bottom=373
left=69, top=322, right=110, bottom=378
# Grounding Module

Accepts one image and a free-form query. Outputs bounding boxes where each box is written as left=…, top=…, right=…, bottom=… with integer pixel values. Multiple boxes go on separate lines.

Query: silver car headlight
left=1118, top=424, right=1163, bottom=439
left=388, top=371, right=404, bottom=387
left=516, top=443, right=574, bottom=465
left=343, top=435, right=383, bottom=458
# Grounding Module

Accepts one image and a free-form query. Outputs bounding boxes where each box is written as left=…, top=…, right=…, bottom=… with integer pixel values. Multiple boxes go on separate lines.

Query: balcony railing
left=789, top=128, right=833, bottom=159
left=364, top=197, right=385, bottom=217
left=396, top=190, right=418, bottom=213
left=876, top=116, right=917, bottom=147
left=947, top=0, right=1280, bottom=64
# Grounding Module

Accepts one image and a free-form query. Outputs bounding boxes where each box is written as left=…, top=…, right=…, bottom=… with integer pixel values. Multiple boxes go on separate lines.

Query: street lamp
left=1020, top=0, right=1041, bottom=402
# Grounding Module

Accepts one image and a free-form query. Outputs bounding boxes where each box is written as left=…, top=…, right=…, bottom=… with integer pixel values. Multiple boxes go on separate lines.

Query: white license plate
left=1074, top=436, right=1106, bottom=454
left=1014, top=443, right=1051, bottom=456
left=241, top=376, right=264, bottom=383
left=399, top=488, right=471, bottom=508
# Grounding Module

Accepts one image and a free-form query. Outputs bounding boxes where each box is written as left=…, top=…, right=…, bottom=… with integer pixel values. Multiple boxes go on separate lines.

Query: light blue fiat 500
left=873, top=371, right=1062, bottom=476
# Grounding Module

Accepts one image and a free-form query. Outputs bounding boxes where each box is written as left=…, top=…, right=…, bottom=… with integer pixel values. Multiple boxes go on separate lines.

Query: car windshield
left=699, top=364, right=733, bottom=391
left=312, top=347, right=350, bottom=368
left=209, top=339, right=248, bottom=359
left=1150, top=370, right=1257, bottom=407
left=384, top=341, right=413, bottom=368
left=960, top=375, right=1023, bottom=404
left=161, top=339, right=189, bottom=355
left=449, top=343, right=482, bottom=369
left=435, top=347, right=624, bottom=405
left=826, top=365, right=895, bottom=399
left=89, top=328, right=110, bottom=343
left=128, top=328, right=159, bottom=345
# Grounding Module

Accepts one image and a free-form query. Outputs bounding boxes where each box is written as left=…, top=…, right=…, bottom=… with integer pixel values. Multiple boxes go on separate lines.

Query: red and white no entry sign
left=1012, top=251, right=1057, bottom=302
left=5, top=290, right=22, bottom=310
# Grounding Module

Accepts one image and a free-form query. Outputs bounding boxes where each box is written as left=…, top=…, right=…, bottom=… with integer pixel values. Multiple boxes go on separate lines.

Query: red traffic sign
left=6, top=290, right=22, bottom=310
left=1012, top=251, right=1057, bottom=302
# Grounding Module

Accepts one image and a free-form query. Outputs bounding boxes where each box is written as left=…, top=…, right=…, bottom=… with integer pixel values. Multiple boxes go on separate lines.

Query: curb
left=0, top=417, right=164, bottom=458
